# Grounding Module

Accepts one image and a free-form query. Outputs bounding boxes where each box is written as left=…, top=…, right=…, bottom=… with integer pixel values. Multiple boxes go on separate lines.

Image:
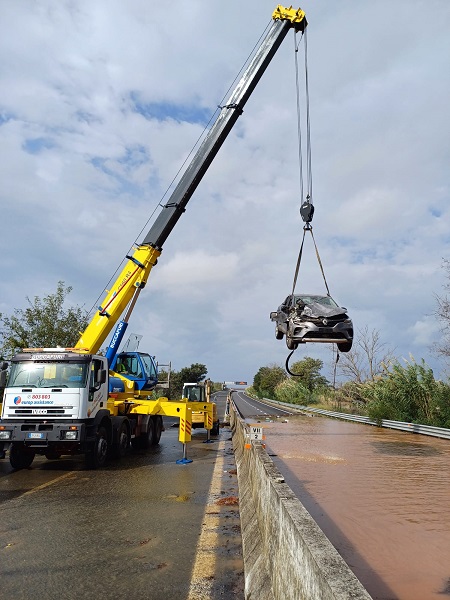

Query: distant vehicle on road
left=270, top=294, right=353, bottom=352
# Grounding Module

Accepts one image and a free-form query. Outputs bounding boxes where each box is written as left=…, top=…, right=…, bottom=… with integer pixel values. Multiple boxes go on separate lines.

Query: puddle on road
left=165, top=493, right=194, bottom=502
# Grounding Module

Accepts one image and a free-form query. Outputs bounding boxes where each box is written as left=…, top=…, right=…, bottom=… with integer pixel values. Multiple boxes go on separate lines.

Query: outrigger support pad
left=176, top=443, right=193, bottom=464
left=300, top=196, right=314, bottom=223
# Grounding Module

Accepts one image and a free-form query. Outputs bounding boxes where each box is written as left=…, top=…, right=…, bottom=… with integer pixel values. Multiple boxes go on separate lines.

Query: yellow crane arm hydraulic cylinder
left=75, top=245, right=160, bottom=354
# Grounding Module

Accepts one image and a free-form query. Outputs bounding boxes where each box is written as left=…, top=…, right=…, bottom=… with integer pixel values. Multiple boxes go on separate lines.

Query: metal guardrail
left=257, top=397, right=450, bottom=440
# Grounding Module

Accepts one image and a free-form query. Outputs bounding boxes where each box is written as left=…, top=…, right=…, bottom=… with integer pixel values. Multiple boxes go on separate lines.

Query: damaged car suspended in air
left=270, top=294, right=353, bottom=352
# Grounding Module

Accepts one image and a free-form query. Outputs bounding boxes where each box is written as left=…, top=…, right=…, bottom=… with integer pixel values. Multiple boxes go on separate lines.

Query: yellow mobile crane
left=0, top=5, right=307, bottom=469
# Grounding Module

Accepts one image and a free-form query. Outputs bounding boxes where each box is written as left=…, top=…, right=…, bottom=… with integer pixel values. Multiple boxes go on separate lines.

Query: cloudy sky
left=1, top=0, right=449, bottom=384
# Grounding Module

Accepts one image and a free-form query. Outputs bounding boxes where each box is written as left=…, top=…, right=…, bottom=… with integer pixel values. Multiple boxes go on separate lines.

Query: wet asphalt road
left=0, top=392, right=244, bottom=600
left=230, top=389, right=294, bottom=421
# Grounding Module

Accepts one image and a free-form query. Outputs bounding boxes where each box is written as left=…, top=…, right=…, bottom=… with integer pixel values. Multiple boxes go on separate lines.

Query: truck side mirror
left=97, top=369, right=107, bottom=385
left=0, top=370, right=7, bottom=387
left=91, top=368, right=107, bottom=392
left=0, top=361, right=8, bottom=371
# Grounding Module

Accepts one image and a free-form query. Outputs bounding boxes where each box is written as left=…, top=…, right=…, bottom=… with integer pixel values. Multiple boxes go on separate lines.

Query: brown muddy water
left=264, top=414, right=450, bottom=600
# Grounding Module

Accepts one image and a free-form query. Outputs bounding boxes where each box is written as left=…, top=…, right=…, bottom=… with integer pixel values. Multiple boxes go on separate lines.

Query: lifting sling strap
left=291, top=223, right=330, bottom=297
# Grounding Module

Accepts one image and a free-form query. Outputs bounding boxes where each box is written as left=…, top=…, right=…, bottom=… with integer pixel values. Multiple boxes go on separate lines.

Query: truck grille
left=13, top=409, right=67, bottom=415
left=4, top=405, right=77, bottom=419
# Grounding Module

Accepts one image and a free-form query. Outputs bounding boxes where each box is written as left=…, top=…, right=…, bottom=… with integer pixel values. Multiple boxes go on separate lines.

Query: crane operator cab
left=186, top=385, right=203, bottom=402
left=110, top=352, right=158, bottom=391
left=182, top=382, right=220, bottom=436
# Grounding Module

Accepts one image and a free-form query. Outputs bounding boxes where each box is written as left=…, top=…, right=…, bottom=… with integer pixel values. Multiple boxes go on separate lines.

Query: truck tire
left=151, top=416, right=162, bottom=446
left=10, top=443, right=35, bottom=470
left=112, top=420, right=130, bottom=459
left=85, top=425, right=108, bottom=469
left=45, top=450, right=62, bottom=460
left=132, top=418, right=155, bottom=450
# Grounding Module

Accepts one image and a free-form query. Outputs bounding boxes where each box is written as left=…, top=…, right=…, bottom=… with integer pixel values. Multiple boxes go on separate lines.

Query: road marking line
left=187, top=439, right=225, bottom=600
left=21, top=471, right=76, bottom=497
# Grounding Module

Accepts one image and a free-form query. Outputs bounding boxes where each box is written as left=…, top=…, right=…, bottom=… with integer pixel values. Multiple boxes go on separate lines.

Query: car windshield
left=295, top=295, right=340, bottom=308
left=8, top=361, right=89, bottom=389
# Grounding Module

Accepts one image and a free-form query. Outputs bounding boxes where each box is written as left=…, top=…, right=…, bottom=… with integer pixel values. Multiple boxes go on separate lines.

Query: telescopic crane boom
left=75, top=5, right=307, bottom=362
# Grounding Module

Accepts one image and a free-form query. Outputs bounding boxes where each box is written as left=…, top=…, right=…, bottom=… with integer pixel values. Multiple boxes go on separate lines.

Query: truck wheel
left=211, top=420, right=220, bottom=436
left=113, top=421, right=130, bottom=458
left=132, top=418, right=155, bottom=450
left=152, top=416, right=163, bottom=446
left=85, top=425, right=108, bottom=469
left=45, top=451, right=62, bottom=460
left=10, top=444, right=35, bottom=470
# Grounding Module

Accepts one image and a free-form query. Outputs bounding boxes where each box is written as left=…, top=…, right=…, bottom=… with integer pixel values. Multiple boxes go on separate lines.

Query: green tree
left=169, top=363, right=208, bottom=399
left=274, top=378, right=310, bottom=405
left=0, top=281, right=89, bottom=358
left=289, top=357, right=329, bottom=392
left=253, top=364, right=286, bottom=399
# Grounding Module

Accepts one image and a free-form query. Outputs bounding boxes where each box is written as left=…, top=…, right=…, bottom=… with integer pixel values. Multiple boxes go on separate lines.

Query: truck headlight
left=0, top=430, right=12, bottom=440
left=62, top=430, right=78, bottom=440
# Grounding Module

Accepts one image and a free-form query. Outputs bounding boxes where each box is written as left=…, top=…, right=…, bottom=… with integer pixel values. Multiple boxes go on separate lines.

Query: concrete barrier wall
left=231, top=406, right=373, bottom=600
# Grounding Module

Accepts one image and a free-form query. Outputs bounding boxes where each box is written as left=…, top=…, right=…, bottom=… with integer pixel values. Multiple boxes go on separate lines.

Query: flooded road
left=264, top=414, right=450, bottom=600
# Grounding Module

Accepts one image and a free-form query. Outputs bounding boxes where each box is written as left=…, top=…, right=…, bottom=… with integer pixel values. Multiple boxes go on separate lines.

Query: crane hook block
left=300, top=198, right=314, bottom=223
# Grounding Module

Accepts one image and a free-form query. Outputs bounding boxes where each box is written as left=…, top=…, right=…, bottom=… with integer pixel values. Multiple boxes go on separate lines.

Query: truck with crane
left=0, top=5, right=308, bottom=469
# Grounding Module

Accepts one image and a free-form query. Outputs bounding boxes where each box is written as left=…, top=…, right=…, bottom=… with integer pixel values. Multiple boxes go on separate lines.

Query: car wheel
left=275, top=325, right=284, bottom=340
left=338, top=341, right=353, bottom=353
left=286, top=336, right=296, bottom=350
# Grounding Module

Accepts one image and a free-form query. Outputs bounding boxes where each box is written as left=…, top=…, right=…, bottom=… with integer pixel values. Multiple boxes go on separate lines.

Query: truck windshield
left=8, top=362, right=89, bottom=389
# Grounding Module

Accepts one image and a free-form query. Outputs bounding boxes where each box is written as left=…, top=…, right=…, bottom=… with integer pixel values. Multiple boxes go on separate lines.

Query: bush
left=362, top=359, right=450, bottom=426
left=275, top=378, right=307, bottom=405
left=274, top=378, right=328, bottom=406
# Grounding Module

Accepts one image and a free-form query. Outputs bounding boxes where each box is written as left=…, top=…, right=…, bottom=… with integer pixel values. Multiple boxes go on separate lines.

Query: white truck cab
left=0, top=350, right=109, bottom=468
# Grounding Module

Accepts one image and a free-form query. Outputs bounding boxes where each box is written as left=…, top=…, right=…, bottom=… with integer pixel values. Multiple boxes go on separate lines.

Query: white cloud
left=151, top=250, right=239, bottom=295
left=408, top=317, right=441, bottom=347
